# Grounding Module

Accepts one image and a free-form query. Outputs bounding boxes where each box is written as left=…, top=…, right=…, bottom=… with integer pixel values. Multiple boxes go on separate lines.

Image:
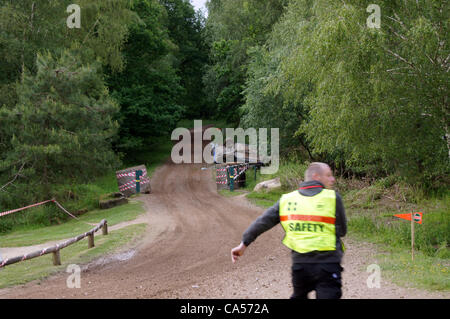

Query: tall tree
left=204, top=0, right=288, bottom=124
left=161, top=0, right=209, bottom=119
left=267, top=0, right=449, bottom=180
left=0, top=0, right=136, bottom=199
left=0, top=0, right=136, bottom=108
left=107, top=0, right=185, bottom=153
left=1, top=51, right=120, bottom=206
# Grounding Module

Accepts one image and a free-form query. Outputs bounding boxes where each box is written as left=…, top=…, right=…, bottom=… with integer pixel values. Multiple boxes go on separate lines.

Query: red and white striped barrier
left=118, top=177, right=150, bottom=192
left=116, top=169, right=148, bottom=179
left=215, top=164, right=249, bottom=186
left=116, top=172, right=136, bottom=178
left=0, top=199, right=95, bottom=226
left=0, top=199, right=54, bottom=218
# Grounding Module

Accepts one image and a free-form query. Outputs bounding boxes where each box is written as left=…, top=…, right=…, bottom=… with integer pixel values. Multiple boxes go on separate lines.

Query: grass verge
left=218, top=189, right=247, bottom=197
left=245, top=189, right=284, bottom=208
left=0, top=223, right=147, bottom=289
left=374, top=245, right=449, bottom=291
left=0, top=200, right=145, bottom=247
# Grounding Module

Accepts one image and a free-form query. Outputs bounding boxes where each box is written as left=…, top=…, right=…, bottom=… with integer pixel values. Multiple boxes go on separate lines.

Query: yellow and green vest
left=279, top=188, right=336, bottom=254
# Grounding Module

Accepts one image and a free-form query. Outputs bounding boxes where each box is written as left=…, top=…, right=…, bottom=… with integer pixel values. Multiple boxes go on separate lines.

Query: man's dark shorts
left=290, top=263, right=343, bottom=299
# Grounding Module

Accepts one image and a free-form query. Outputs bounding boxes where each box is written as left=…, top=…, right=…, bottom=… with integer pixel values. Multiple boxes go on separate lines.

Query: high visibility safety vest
left=279, top=188, right=336, bottom=254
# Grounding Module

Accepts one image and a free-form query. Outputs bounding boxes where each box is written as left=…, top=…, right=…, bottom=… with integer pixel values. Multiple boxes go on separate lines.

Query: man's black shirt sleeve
left=242, top=201, right=280, bottom=247
left=335, top=192, right=347, bottom=238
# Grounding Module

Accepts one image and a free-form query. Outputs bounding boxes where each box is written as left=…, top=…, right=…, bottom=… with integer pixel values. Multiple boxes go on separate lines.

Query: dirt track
left=0, top=161, right=448, bottom=299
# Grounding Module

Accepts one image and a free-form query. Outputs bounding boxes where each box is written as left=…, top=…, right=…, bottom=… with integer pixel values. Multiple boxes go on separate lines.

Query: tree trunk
left=21, top=2, right=36, bottom=82
left=445, top=124, right=450, bottom=160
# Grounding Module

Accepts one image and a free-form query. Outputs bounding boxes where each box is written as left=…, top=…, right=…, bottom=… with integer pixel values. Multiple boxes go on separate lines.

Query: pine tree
left=1, top=50, right=120, bottom=201
left=107, top=0, right=185, bottom=153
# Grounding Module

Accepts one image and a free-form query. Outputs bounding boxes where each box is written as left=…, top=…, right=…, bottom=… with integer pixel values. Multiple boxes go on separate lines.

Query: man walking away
left=231, top=162, right=347, bottom=299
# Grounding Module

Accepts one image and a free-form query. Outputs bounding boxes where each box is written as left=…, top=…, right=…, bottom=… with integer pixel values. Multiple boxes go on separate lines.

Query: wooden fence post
left=88, top=233, right=95, bottom=248
left=52, top=250, right=61, bottom=266
left=0, top=219, right=108, bottom=269
left=102, top=221, right=108, bottom=236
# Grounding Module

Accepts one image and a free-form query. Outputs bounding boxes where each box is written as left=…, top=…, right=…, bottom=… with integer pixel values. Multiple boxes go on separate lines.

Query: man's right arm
left=242, top=201, right=280, bottom=246
left=335, top=192, right=347, bottom=237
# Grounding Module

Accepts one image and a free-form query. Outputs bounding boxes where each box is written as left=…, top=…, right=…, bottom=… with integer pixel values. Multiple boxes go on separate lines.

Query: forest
left=0, top=0, right=448, bottom=216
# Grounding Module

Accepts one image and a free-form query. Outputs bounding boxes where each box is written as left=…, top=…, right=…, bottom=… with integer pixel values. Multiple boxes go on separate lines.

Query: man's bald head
left=304, top=162, right=335, bottom=189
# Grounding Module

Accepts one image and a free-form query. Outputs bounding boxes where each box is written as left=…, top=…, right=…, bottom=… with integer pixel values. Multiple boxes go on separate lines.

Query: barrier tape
left=119, top=180, right=136, bottom=189
left=53, top=200, right=96, bottom=226
left=117, top=169, right=150, bottom=192
left=0, top=199, right=96, bottom=226
left=116, top=172, right=135, bottom=178
left=120, top=184, right=134, bottom=191
left=0, top=199, right=54, bottom=218
left=116, top=169, right=148, bottom=179
left=118, top=177, right=150, bottom=191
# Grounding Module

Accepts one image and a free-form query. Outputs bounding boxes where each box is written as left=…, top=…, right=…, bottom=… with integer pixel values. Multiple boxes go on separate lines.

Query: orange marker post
left=393, top=212, right=422, bottom=261
left=411, top=213, right=414, bottom=261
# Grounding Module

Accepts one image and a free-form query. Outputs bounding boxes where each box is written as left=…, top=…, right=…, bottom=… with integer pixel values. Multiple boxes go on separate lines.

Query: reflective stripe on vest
left=279, top=189, right=336, bottom=254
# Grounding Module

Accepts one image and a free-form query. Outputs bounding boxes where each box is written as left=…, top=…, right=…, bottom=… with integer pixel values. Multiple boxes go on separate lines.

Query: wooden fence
left=0, top=219, right=108, bottom=268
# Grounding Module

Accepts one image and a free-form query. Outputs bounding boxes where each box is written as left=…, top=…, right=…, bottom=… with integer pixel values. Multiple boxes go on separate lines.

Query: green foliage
left=0, top=0, right=136, bottom=106
left=275, top=160, right=308, bottom=190
left=122, top=135, right=174, bottom=177
left=0, top=0, right=138, bottom=213
left=268, top=0, right=449, bottom=180
left=108, top=0, right=209, bottom=153
left=240, top=1, right=315, bottom=159
left=208, top=0, right=449, bottom=184
left=244, top=185, right=284, bottom=208
left=0, top=204, right=65, bottom=234
left=204, top=0, right=288, bottom=124
left=0, top=0, right=209, bottom=238
left=108, top=0, right=185, bottom=153
left=161, top=0, right=209, bottom=119
left=0, top=50, right=120, bottom=207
